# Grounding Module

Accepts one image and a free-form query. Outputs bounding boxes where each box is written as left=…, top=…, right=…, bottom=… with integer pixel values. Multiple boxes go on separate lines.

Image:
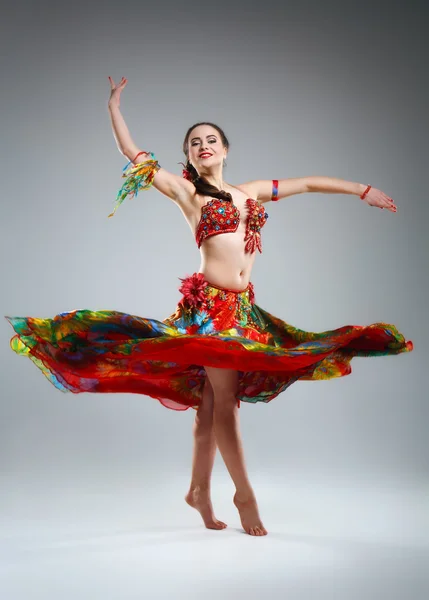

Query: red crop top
left=195, top=198, right=269, bottom=254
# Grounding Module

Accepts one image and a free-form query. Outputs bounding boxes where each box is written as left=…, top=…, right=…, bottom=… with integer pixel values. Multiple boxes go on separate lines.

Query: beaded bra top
left=195, top=198, right=269, bottom=254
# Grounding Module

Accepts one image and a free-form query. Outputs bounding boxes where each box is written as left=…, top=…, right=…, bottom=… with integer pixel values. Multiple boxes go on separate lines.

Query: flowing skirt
left=5, top=272, right=413, bottom=411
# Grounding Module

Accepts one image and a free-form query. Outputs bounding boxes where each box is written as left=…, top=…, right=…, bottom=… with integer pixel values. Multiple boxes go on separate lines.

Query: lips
left=199, top=153, right=212, bottom=158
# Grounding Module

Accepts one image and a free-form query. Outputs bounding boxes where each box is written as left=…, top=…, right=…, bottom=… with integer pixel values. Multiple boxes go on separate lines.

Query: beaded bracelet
left=271, top=179, right=279, bottom=201
left=360, top=185, right=371, bottom=200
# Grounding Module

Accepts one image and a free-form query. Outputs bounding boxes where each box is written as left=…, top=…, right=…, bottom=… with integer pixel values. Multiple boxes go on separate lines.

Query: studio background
left=0, top=1, right=427, bottom=598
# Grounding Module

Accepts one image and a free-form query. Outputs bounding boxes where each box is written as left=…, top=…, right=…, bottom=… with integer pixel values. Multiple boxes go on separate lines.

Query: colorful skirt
left=5, top=272, right=413, bottom=411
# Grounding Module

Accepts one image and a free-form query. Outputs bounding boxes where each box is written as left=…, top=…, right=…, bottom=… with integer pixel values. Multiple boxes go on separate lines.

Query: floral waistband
left=178, top=273, right=255, bottom=308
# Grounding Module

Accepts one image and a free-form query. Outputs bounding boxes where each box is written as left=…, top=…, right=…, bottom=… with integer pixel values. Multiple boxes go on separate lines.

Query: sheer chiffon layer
left=5, top=274, right=413, bottom=411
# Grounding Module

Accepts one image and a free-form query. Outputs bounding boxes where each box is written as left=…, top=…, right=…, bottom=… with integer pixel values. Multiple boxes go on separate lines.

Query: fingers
left=108, top=76, right=128, bottom=90
left=375, top=189, right=397, bottom=212
left=384, top=194, right=397, bottom=212
left=381, top=197, right=397, bottom=212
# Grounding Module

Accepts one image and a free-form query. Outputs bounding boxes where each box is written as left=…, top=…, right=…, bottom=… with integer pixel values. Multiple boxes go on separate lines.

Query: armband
left=108, top=152, right=162, bottom=218
left=271, top=179, right=279, bottom=201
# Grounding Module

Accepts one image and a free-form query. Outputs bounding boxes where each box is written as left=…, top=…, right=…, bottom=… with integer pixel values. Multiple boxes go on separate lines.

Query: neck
left=199, top=167, right=225, bottom=190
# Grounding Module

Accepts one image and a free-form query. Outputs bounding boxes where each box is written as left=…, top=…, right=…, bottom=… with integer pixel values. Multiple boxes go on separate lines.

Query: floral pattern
left=5, top=273, right=413, bottom=412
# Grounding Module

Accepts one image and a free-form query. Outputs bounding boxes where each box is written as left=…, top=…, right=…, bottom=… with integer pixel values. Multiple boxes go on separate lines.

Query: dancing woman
left=6, top=76, right=413, bottom=537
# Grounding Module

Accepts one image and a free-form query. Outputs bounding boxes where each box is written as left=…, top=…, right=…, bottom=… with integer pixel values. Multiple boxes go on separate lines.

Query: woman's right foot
left=233, top=491, right=268, bottom=536
left=185, top=488, right=227, bottom=530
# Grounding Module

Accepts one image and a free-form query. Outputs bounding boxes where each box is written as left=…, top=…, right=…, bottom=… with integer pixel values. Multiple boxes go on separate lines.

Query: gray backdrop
left=0, top=1, right=427, bottom=599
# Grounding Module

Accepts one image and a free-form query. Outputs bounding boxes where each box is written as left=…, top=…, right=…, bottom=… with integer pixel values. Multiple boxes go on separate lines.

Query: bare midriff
left=180, top=189, right=263, bottom=291
left=198, top=228, right=257, bottom=291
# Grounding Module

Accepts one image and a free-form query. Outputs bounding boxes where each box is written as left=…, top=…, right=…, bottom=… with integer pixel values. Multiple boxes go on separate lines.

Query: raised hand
left=362, top=187, right=397, bottom=213
left=108, top=76, right=128, bottom=108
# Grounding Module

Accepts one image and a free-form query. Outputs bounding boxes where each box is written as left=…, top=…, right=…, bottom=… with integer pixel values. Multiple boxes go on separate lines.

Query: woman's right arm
left=107, top=77, right=194, bottom=205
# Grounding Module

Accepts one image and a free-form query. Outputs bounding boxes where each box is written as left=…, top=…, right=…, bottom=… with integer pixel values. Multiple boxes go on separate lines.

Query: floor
left=1, top=474, right=428, bottom=600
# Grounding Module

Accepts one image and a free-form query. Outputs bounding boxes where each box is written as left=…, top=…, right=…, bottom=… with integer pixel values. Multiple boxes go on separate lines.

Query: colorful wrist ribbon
left=108, top=152, right=161, bottom=218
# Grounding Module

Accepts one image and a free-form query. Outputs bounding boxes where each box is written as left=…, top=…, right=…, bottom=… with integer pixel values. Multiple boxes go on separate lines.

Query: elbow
left=302, top=177, right=312, bottom=193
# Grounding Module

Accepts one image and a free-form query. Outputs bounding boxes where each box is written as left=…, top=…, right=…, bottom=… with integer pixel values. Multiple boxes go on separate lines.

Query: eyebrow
left=190, top=135, right=217, bottom=142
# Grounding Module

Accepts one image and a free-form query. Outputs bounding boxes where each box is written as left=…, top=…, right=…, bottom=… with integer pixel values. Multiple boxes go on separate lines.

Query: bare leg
left=205, top=367, right=267, bottom=537
left=185, top=377, right=227, bottom=530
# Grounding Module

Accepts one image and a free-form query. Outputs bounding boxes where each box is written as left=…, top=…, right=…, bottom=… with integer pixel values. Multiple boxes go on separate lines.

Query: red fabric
left=195, top=198, right=269, bottom=253
left=6, top=274, right=414, bottom=413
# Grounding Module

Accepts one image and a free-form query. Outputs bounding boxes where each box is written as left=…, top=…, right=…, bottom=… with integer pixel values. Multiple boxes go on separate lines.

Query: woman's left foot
left=185, top=488, right=227, bottom=530
left=233, top=491, right=268, bottom=536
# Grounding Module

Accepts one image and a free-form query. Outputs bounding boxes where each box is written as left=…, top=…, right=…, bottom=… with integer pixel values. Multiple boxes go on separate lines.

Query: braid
left=186, top=160, right=232, bottom=203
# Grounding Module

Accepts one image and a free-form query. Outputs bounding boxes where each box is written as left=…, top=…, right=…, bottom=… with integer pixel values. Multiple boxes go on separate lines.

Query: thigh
left=205, top=367, right=239, bottom=406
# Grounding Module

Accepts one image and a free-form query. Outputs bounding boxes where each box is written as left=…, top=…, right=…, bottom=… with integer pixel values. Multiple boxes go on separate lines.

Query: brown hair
left=182, top=122, right=232, bottom=202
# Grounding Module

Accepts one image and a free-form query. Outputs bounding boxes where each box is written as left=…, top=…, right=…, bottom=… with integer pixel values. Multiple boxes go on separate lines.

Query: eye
left=191, top=138, right=216, bottom=146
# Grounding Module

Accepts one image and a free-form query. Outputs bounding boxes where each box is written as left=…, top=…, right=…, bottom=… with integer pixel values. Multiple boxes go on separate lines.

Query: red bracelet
left=132, top=150, right=149, bottom=163
left=360, top=185, right=371, bottom=200
left=271, top=179, right=279, bottom=201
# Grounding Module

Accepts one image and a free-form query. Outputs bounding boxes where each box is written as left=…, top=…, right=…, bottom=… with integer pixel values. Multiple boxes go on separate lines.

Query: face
left=187, top=124, right=227, bottom=171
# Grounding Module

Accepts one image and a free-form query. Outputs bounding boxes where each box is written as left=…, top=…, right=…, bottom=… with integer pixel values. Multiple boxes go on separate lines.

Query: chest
left=196, top=197, right=269, bottom=254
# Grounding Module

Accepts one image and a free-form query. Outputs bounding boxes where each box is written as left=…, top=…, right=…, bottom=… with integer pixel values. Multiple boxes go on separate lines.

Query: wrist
left=357, top=182, right=367, bottom=197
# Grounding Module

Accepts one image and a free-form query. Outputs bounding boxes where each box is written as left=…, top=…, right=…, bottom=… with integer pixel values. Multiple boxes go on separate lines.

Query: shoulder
left=234, top=180, right=273, bottom=204
left=233, top=181, right=259, bottom=200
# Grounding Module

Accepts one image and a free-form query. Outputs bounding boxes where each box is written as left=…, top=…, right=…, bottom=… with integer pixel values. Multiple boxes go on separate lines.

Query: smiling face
left=187, top=124, right=227, bottom=171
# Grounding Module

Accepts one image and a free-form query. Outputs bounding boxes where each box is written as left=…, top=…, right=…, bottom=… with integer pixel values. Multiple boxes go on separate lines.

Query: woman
left=6, top=76, right=413, bottom=537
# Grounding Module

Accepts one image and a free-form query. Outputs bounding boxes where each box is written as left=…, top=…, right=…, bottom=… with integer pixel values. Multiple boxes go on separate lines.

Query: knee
left=213, top=390, right=238, bottom=413
left=194, top=409, right=213, bottom=431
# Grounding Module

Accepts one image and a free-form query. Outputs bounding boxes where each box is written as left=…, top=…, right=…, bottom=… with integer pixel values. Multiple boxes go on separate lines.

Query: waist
left=201, top=274, right=251, bottom=294
left=178, top=272, right=255, bottom=305
left=199, top=251, right=255, bottom=291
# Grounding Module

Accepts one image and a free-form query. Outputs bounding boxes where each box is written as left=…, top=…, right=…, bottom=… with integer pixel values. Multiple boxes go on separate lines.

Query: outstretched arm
left=241, top=178, right=397, bottom=212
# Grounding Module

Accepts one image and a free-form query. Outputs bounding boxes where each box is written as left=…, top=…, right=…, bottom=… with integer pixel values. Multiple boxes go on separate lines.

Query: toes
left=208, top=520, right=227, bottom=530
left=246, top=526, right=267, bottom=536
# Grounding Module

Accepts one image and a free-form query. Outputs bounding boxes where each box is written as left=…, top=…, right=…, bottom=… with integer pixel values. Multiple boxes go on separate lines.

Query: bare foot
left=185, top=488, right=227, bottom=530
left=233, top=491, right=268, bottom=536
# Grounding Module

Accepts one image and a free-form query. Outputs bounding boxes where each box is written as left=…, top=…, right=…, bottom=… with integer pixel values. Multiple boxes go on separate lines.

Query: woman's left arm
left=242, top=178, right=397, bottom=212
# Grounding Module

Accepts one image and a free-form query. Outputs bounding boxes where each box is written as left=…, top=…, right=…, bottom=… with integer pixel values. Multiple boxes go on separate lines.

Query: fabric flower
left=179, top=273, right=208, bottom=307
left=178, top=162, right=193, bottom=181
